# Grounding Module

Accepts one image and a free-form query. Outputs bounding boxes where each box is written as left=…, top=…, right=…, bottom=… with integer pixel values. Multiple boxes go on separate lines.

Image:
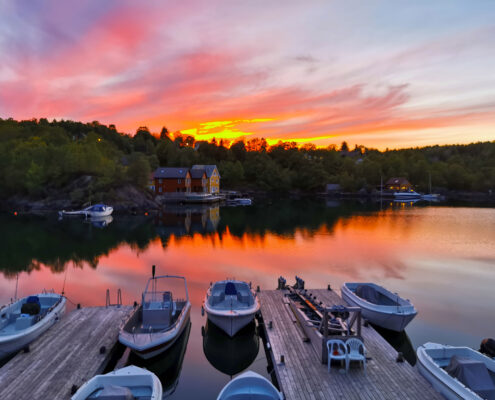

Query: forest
left=0, top=118, right=494, bottom=202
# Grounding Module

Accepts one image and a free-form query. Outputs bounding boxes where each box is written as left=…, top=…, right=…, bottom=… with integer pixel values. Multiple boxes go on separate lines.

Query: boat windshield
left=208, top=281, right=254, bottom=310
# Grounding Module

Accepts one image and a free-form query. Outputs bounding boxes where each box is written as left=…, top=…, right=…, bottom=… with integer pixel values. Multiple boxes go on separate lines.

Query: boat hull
left=120, top=304, right=191, bottom=360
left=0, top=295, right=66, bottom=359
left=341, top=284, right=416, bottom=332
left=217, top=370, right=283, bottom=400
left=206, top=311, right=256, bottom=337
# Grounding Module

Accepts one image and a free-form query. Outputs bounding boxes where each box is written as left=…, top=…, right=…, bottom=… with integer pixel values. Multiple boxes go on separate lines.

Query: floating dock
left=0, top=305, right=134, bottom=400
left=258, top=288, right=443, bottom=400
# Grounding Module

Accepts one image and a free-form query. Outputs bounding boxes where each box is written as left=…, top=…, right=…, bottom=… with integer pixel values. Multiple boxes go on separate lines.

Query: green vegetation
left=0, top=118, right=494, bottom=202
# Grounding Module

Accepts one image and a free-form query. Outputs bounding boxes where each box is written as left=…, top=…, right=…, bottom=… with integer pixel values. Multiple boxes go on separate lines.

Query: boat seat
left=210, top=292, right=225, bottom=306
left=225, top=282, right=237, bottom=296
left=237, top=291, right=251, bottom=304
left=15, top=314, right=35, bottom=330
left=88, top=385, right=135, bottom=400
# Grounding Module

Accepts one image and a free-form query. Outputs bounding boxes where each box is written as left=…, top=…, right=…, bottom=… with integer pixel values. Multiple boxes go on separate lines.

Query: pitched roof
left=191, top=164, right=220, bottom=178
left=153, top=167, right=190, bottom=179
left=190, top=169, right=206, bottom=179
left=385, top=177, right=411, bottom=186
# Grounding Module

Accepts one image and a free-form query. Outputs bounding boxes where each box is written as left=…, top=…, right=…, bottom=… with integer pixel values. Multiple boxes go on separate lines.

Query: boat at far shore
left=59, top=204, right=113, bottom=218
left=71, top=365, right=162, bottom=400
left=217, top=370, right=283, bottom=400
left=341, top=282, right=417, bottom=332
left=393, top=190, right=421, bottom=200
left=417, top=342, right=495, bottom=400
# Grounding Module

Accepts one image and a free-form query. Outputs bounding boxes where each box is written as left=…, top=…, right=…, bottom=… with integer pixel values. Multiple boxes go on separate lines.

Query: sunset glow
left=1, top=1, right=494, bottom=148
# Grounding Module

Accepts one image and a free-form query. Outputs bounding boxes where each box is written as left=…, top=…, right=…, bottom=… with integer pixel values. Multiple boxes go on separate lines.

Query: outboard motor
left=480, top=338, right=495, bottom=358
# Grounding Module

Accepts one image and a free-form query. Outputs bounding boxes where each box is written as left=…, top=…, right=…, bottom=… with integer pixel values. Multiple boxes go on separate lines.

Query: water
left=1, top=200, right=494, bottom=398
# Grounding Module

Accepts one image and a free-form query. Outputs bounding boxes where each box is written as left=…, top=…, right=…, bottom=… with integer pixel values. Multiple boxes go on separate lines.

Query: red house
left=152, top=167, right=191, bottom=194
left=190, top=169, right=207, bottom=193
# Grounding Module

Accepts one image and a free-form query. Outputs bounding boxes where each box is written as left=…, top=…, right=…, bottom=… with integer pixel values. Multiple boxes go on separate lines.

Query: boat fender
left=70, top=385, right=79, bottom=395
left=480, top=338, right=495, bottom=358
left=99, top=346, right=106, bottom=354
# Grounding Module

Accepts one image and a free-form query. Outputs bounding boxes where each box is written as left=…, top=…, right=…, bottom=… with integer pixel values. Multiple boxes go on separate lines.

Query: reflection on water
left=371, top=324, right=417, bottom=366
left=128, top=321, right=191, bottom=398
left=203, top=320, right=259, bottom=377
left=0, top=200, right=494, bottom=399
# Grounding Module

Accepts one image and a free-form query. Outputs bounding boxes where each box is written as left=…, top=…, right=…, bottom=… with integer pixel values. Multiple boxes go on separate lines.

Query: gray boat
left=341, top=282, right=417, bottom=331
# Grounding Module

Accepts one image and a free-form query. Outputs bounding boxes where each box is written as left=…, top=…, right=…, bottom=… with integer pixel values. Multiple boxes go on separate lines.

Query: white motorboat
left=59, top=204, right=113, bottom=218
left=341, top=283, right=417, bottom=332
left=0, top=293, right=66, bottom=359
left=217, top=370, right=283, bottom=400
left=417, top=342, right=495, bottom=400
left=393, top=190, right=421, bottom=199
left=71, top=365, right=162, bottom=400
left=422, top=193, right=441, bottom=201
left=204, top=280, right=260, bottom=337
left=226, top=198, right=252, bottom=206
left=119, top=270, right=191, bottom=359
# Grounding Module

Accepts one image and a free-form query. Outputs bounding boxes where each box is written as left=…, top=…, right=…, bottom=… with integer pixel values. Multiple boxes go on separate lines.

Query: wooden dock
left=0, top=306, right=134, bottom=400
left=259, top=288, right=443, bottom=400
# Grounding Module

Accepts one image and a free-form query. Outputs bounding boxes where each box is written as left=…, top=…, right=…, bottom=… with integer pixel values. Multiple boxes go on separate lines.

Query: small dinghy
left=217, top=370, right=283, bottom=400
left=341, top=283, right=417, bottom=332
left=119, top=268, right=191, bottom=359
left=0, top=292, right=66, bottom=359
left=59, top=204, right=113, bottom=218
left=71, top=365, right=162, bottom=400
left=417, top=342, right=495, bottom=400
left=204, top=280, right=260, bottom=337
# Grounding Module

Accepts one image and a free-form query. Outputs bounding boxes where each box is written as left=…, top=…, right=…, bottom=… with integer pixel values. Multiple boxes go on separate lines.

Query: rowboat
left=341, top=282, right=417, bottom=332
left=71, top=365, right=162, bottom=400
left=59, top=204, right=113, bottom=218
left=204, top=280, right=260, bottom=337
left=119, top=270, right=191, bottom=359
left=417, top=342, right=495, bottom=400
left=0, top=293, right=66, bottom=359
left=217, top=370, right=283, bottom=400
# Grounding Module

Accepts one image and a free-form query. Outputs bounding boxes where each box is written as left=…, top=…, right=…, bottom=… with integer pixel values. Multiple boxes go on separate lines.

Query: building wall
left=154, top=175, right=191, bottom=194
left=207, top=168, right=220, bottom=193
left=191, top=176, right=207, bottom=193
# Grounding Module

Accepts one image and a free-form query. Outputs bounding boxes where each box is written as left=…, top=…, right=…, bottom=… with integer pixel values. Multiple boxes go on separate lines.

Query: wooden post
left=321, top=308, right=328, bottom=364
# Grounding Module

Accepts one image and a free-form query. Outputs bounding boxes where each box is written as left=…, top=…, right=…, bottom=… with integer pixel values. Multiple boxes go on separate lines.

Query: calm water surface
left=1, top=200, right=494, bottom=399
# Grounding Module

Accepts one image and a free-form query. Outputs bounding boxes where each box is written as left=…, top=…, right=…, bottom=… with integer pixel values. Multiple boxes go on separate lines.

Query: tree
left=127, top=154, right=151, bottom=188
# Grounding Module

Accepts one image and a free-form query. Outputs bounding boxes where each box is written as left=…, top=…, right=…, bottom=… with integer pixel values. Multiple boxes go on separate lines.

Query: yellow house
left=191, top=165, right=220, bottom=194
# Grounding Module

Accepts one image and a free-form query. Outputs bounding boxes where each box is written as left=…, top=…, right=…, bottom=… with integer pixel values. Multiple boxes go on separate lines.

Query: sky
left=0, top=0, right=494, bottom=149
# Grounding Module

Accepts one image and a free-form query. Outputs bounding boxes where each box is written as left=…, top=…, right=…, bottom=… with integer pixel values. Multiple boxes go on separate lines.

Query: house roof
left=190, top=169, right=206, bottom=179
left=385, top=177, right=411, bottom=186
left=153, top=167, right=190, bottom=179
left=191, top=164, right=220, bottom=178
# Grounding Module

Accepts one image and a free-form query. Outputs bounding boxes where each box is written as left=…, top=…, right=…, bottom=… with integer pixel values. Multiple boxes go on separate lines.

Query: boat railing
left=106, top=289, right=122, bottom=307
left=132, top=303, right=189, bottom=340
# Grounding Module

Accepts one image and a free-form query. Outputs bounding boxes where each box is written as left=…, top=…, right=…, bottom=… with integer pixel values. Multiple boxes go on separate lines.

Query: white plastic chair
left=326, top=339, right=347, bottom=372
left=346, top=338, right=366, bottom=375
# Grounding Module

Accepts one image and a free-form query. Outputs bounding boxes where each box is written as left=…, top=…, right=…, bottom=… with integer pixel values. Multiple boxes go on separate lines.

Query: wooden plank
left=0, top=306, right=134, bottom=400
left=259, top=289, right=443, bottom=400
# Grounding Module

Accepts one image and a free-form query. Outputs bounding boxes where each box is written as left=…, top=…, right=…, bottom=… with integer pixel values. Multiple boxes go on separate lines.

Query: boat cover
left=94, top=385, right=135, bottom=400
left=355, top=285, right=398, bottom=306
left=445, top=356, right=495, bottom=400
